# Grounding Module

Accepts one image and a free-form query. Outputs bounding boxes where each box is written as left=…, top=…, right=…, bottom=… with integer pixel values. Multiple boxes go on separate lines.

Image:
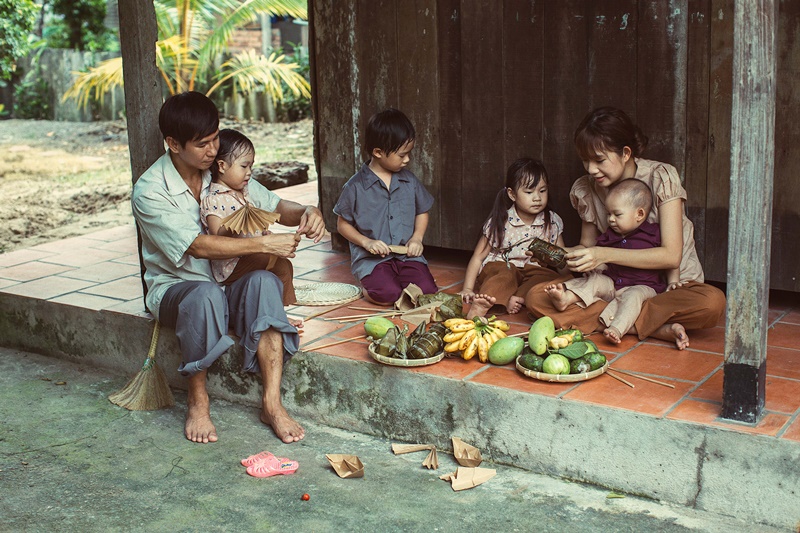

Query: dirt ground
left=0, top=118, right=314, bottom=253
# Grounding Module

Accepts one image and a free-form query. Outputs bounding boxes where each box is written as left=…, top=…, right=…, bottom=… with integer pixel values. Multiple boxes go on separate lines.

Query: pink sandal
left=241, top=451, right=276, bottom=467
left=246, top=454, right=299, bottom=478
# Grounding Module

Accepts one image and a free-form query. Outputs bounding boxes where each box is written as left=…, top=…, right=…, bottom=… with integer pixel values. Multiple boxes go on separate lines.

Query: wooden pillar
left=721, top=0, right=777, bottom=423
left=118, top=1, right=163, bottom=307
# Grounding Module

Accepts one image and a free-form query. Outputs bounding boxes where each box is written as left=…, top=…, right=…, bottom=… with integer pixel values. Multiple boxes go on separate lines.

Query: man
left=132, top=92, right=324, bottom=443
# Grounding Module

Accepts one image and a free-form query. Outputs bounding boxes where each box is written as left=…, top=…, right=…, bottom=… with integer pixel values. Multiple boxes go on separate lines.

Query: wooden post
left=118, top=1, right=164, bottom=308
left=721, top=0, right=778, bottom=423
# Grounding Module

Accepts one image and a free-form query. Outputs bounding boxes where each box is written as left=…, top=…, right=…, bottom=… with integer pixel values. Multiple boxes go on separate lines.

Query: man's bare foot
left=260, top=404, right=305, bottom=443
left=544, top=283, right=576, bottom=312
left=506, top=295, right=525, bottom=314
left=185, top=403, right=218, bottom=443
left=466, top=293, right=496, bottom=319
left=288, top=316, right=304, bottom=333
left=603, top=326, right=623, bottom=344
left=652, top=323, right=690, bottom=350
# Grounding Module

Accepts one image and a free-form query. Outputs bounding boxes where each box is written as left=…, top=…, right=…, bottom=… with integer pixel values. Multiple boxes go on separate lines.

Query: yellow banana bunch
left=442, top=315, right=517, bottom=362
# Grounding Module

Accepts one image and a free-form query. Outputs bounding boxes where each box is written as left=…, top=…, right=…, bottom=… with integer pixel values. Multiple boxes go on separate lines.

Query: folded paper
left=325, top=454, right=364, bottom=478
left=440, top=467, right=496, bottom=491
left=391, top=443, right=439, bottom=470
left=452, top=437, right=482, bottom=467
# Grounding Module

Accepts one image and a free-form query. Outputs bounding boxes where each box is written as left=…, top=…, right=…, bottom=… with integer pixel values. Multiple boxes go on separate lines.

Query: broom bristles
left=109, top=322, right=174, bottom=411
left=109, top=358, right=175, bottom=410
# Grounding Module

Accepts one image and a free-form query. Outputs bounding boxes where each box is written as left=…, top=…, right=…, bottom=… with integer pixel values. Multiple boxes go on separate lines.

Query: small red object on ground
left=301, top=493, right=310, bottom=501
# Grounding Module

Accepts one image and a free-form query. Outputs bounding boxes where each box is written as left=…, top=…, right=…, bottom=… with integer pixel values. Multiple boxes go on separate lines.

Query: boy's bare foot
left=544, top=283, right=576, bottom=312
left=261, top=403, right=305, bottom=443
left=466, top=293, right=496, bottom=319
left=185, top=402, right=218, bottom=444
left=506, top=295, right=525, bottom=314
left=603, top=326, right=623, bottom=344
left=652, top=323, right=690, bottom=350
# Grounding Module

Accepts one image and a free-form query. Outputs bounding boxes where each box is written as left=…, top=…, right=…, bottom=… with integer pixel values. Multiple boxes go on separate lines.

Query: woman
left=525, top=107, right=725, bottom=349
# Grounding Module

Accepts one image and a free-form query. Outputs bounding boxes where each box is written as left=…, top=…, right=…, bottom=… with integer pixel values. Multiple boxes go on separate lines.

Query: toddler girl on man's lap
left=199, top=129, right=296, bottom=307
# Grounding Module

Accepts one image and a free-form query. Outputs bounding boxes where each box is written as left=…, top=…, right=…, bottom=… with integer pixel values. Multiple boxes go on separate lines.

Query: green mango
left=365, top=316, right=396, bottom=339
left=488, top=336, right=524, bottom=365
left=528, top=316, right=555, bottom=355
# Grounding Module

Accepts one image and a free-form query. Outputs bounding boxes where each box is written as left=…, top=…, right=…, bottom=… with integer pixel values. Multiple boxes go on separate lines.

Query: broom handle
left=147, top=322, right=161, bottom=360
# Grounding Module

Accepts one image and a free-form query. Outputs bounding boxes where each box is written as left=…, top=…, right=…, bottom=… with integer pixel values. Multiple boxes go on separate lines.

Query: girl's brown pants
left=223, top=253, right=296, bottom=306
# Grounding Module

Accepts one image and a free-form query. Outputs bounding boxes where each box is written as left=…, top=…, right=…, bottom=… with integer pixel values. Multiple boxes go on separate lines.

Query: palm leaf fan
left=220, top=204, right=281, bottom=235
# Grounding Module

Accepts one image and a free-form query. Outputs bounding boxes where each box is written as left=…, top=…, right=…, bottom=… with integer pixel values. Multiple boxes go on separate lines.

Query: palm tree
left=64, top=0, right=310, bottom=109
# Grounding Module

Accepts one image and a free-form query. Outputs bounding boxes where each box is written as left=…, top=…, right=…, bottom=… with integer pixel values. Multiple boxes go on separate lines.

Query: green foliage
left=13, top=42, right=52, bottom=119
left=0, top=0, right=37, bottom=81
left=274, top=43, right=311, bottom=122
left=64, top=0, right=310, bottom=113
left=46, top=0, right=118, bottom=52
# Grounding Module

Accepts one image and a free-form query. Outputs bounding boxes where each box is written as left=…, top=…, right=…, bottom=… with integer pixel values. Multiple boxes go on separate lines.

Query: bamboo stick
left=610, top=368, right=675, bottom=389
left=323, top=310, right=398, bottom=321
left=606, top=370, right=635, bottom=388
left=303, top=300, right=358, bottom=321
left=301, top=334, right=367, bottom=351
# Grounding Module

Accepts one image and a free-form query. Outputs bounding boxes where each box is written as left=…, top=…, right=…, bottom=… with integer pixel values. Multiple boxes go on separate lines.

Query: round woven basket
left=368, top=342, right=444, bottom=367
left=293, top=282, right=362, bottom=306
left=515, top=357, right=608, bottom=382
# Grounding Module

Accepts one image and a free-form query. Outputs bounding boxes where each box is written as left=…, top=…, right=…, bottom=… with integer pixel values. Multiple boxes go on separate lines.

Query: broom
left=109, top=321, right=175, bottom=410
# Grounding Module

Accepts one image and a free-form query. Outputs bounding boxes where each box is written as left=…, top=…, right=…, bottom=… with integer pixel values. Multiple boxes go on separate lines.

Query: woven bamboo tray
left=294, top=282, right=362, bottom=306
left=368, top=342, right=444, bottom=367
left=515, top=357, right=608, bottom=382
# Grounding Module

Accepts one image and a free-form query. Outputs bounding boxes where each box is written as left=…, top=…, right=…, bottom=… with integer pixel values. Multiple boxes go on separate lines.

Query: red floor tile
left=468, top=365, right=576, bottom=397
left=782, top=418, right=800, bottom=442
left=779, top=309, right=800, bottom=325
left=767, top=322, right=800, bottom=350
left=293, top=249, right=350, bottom=270
left=309, top=337, right=371, bottom=361
left=611, top=343, right=723, bottom=382
left=690, top=370, right=723, bottom=403
left=409, top=355, right=484, bottom=380
left=296, top=319, right=352, bottom=345
left=767, top=346, right=800, bottom=380
left=430, top=266, right=468, bottom=290
left=667, top=399, right=790, bottom=436
left=296, top=262, right=357, bottom=283
left=564, top=372, right=693, bottom=416
left=765, top=376, right=800, bottom=415
left=592, top=332, right=640, bottom=354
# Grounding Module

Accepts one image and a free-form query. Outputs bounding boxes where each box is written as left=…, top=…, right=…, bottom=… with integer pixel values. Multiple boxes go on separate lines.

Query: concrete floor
left=0, top=347, right=774, bottom=533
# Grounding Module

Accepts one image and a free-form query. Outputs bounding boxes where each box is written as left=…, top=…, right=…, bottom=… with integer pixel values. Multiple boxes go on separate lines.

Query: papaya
left=528, top=316, right=555, bottom=355
left=518, top=352, right=545, bottom=372
left=586, top=352, right=607, bottom=371
left=569, top=356, right=592, bottom=374
left=365, top=316, right=396, bottom=339
left=488, top=336, right=524, bottom=365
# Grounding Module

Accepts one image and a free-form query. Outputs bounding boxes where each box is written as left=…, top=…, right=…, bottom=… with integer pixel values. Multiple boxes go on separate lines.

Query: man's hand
left=258, top=232, right=301, bottom=258
left=406, top=238, right=424, bottom=257
left=297, top=206, right=325, bottom=243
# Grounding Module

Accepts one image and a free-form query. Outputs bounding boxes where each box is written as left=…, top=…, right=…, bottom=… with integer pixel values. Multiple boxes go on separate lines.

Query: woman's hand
left=406, top=238, right=424, bottom=257
left=565, top=246, right=608, bottom=273
left=365, top=239, right=390, bottom=257
left=297, top=206, right=326, bottom=243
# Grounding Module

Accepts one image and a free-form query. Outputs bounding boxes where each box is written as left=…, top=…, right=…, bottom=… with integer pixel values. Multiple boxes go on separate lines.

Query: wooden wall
left=311, top=0, right=799, bottom=292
